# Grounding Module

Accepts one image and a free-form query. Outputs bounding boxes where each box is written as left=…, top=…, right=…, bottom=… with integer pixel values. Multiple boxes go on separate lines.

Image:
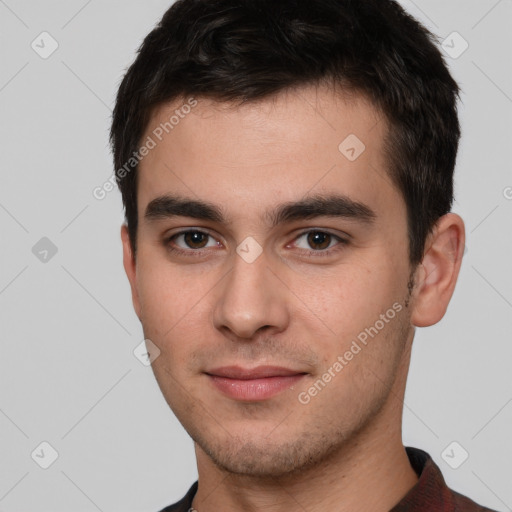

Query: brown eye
left=183, top=231, right=209, bottom=249
left=165, top=230, right=219, bottom=255
left=307, top=231, right=332, bottom=250
left=291, top=230, right=348, bottom=258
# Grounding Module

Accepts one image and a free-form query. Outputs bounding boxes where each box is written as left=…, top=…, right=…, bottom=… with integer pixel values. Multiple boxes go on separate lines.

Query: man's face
left=124, top=85, right=417, bottom=476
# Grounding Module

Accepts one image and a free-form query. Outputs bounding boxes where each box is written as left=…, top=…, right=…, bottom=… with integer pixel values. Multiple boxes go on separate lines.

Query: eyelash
left=163, top=229, right=349, bottom=258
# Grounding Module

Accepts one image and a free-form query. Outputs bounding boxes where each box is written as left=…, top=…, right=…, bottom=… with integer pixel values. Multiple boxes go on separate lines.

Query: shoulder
left=449, top=488, right=499, bottom=512
left=157, top=481, right=198, bottom=512
left=392, top=447, right=499, bottom=512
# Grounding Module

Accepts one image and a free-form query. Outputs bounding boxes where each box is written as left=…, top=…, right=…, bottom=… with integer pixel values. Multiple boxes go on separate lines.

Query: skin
left=121, top=84, right=465, bottom=512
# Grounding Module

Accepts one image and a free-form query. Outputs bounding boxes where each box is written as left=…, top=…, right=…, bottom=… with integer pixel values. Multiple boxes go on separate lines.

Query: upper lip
left=206, top=365, right=307, bottom=380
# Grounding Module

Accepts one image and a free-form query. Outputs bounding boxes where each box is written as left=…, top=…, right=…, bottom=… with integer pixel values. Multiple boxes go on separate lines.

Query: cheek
left=136, top=258, right=196, bottom=336
left=299, top=257, right=402, bottom=335
left=136, top=255, right=217, bottom=365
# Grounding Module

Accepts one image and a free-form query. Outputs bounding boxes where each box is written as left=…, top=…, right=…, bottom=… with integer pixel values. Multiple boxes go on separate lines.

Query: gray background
left=1, top=0, right=511, bottom=510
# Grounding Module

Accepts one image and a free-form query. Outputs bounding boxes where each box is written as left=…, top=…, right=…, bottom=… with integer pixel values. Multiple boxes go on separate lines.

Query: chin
left=194, top=425, right=350, bottom=478
left=206, top=441, right=310, bottom=476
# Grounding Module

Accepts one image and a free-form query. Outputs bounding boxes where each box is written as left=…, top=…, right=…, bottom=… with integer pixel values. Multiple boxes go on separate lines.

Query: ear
left=121, top=224, right=142, bottom=320
left=410, top=213, right=465, bottom=327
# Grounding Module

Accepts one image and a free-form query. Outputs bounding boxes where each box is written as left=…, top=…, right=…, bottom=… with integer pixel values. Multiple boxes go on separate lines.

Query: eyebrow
left=144, top=193, right=377, bottom=227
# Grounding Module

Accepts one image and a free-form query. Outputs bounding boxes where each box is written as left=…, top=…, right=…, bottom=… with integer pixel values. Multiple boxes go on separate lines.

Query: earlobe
left=410, top=213, right=465, bottom=328
left=121, top=224, right=142, bottom=320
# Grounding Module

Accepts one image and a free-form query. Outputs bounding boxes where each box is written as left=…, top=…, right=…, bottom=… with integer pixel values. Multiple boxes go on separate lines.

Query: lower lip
left=208, top=374, right=306, bottom=401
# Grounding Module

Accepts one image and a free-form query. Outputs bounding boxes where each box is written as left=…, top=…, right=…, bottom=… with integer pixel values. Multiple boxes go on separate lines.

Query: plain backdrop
left=1, top=1, right=511, bottom=511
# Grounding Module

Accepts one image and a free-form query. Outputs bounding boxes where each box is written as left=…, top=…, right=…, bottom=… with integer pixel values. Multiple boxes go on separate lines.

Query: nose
left=212, top=248, right=290, bottom=340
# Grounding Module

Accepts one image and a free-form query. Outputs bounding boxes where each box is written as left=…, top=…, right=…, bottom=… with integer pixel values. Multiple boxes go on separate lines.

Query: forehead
left=136, top=84, right=403, bottom=227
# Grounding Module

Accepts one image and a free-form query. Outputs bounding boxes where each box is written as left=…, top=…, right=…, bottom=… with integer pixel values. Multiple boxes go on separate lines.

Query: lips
left=205, top=365, right=307, bottom=401
left=207, top=365, right=305, bottom=379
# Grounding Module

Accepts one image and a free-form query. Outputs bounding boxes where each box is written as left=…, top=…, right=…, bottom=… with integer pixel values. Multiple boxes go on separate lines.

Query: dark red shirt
left=158, top=447, right=497, bottom=511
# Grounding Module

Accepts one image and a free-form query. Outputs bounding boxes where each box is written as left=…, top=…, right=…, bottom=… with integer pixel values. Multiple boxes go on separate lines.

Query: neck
left=193, top=437, right=417, bottom=512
